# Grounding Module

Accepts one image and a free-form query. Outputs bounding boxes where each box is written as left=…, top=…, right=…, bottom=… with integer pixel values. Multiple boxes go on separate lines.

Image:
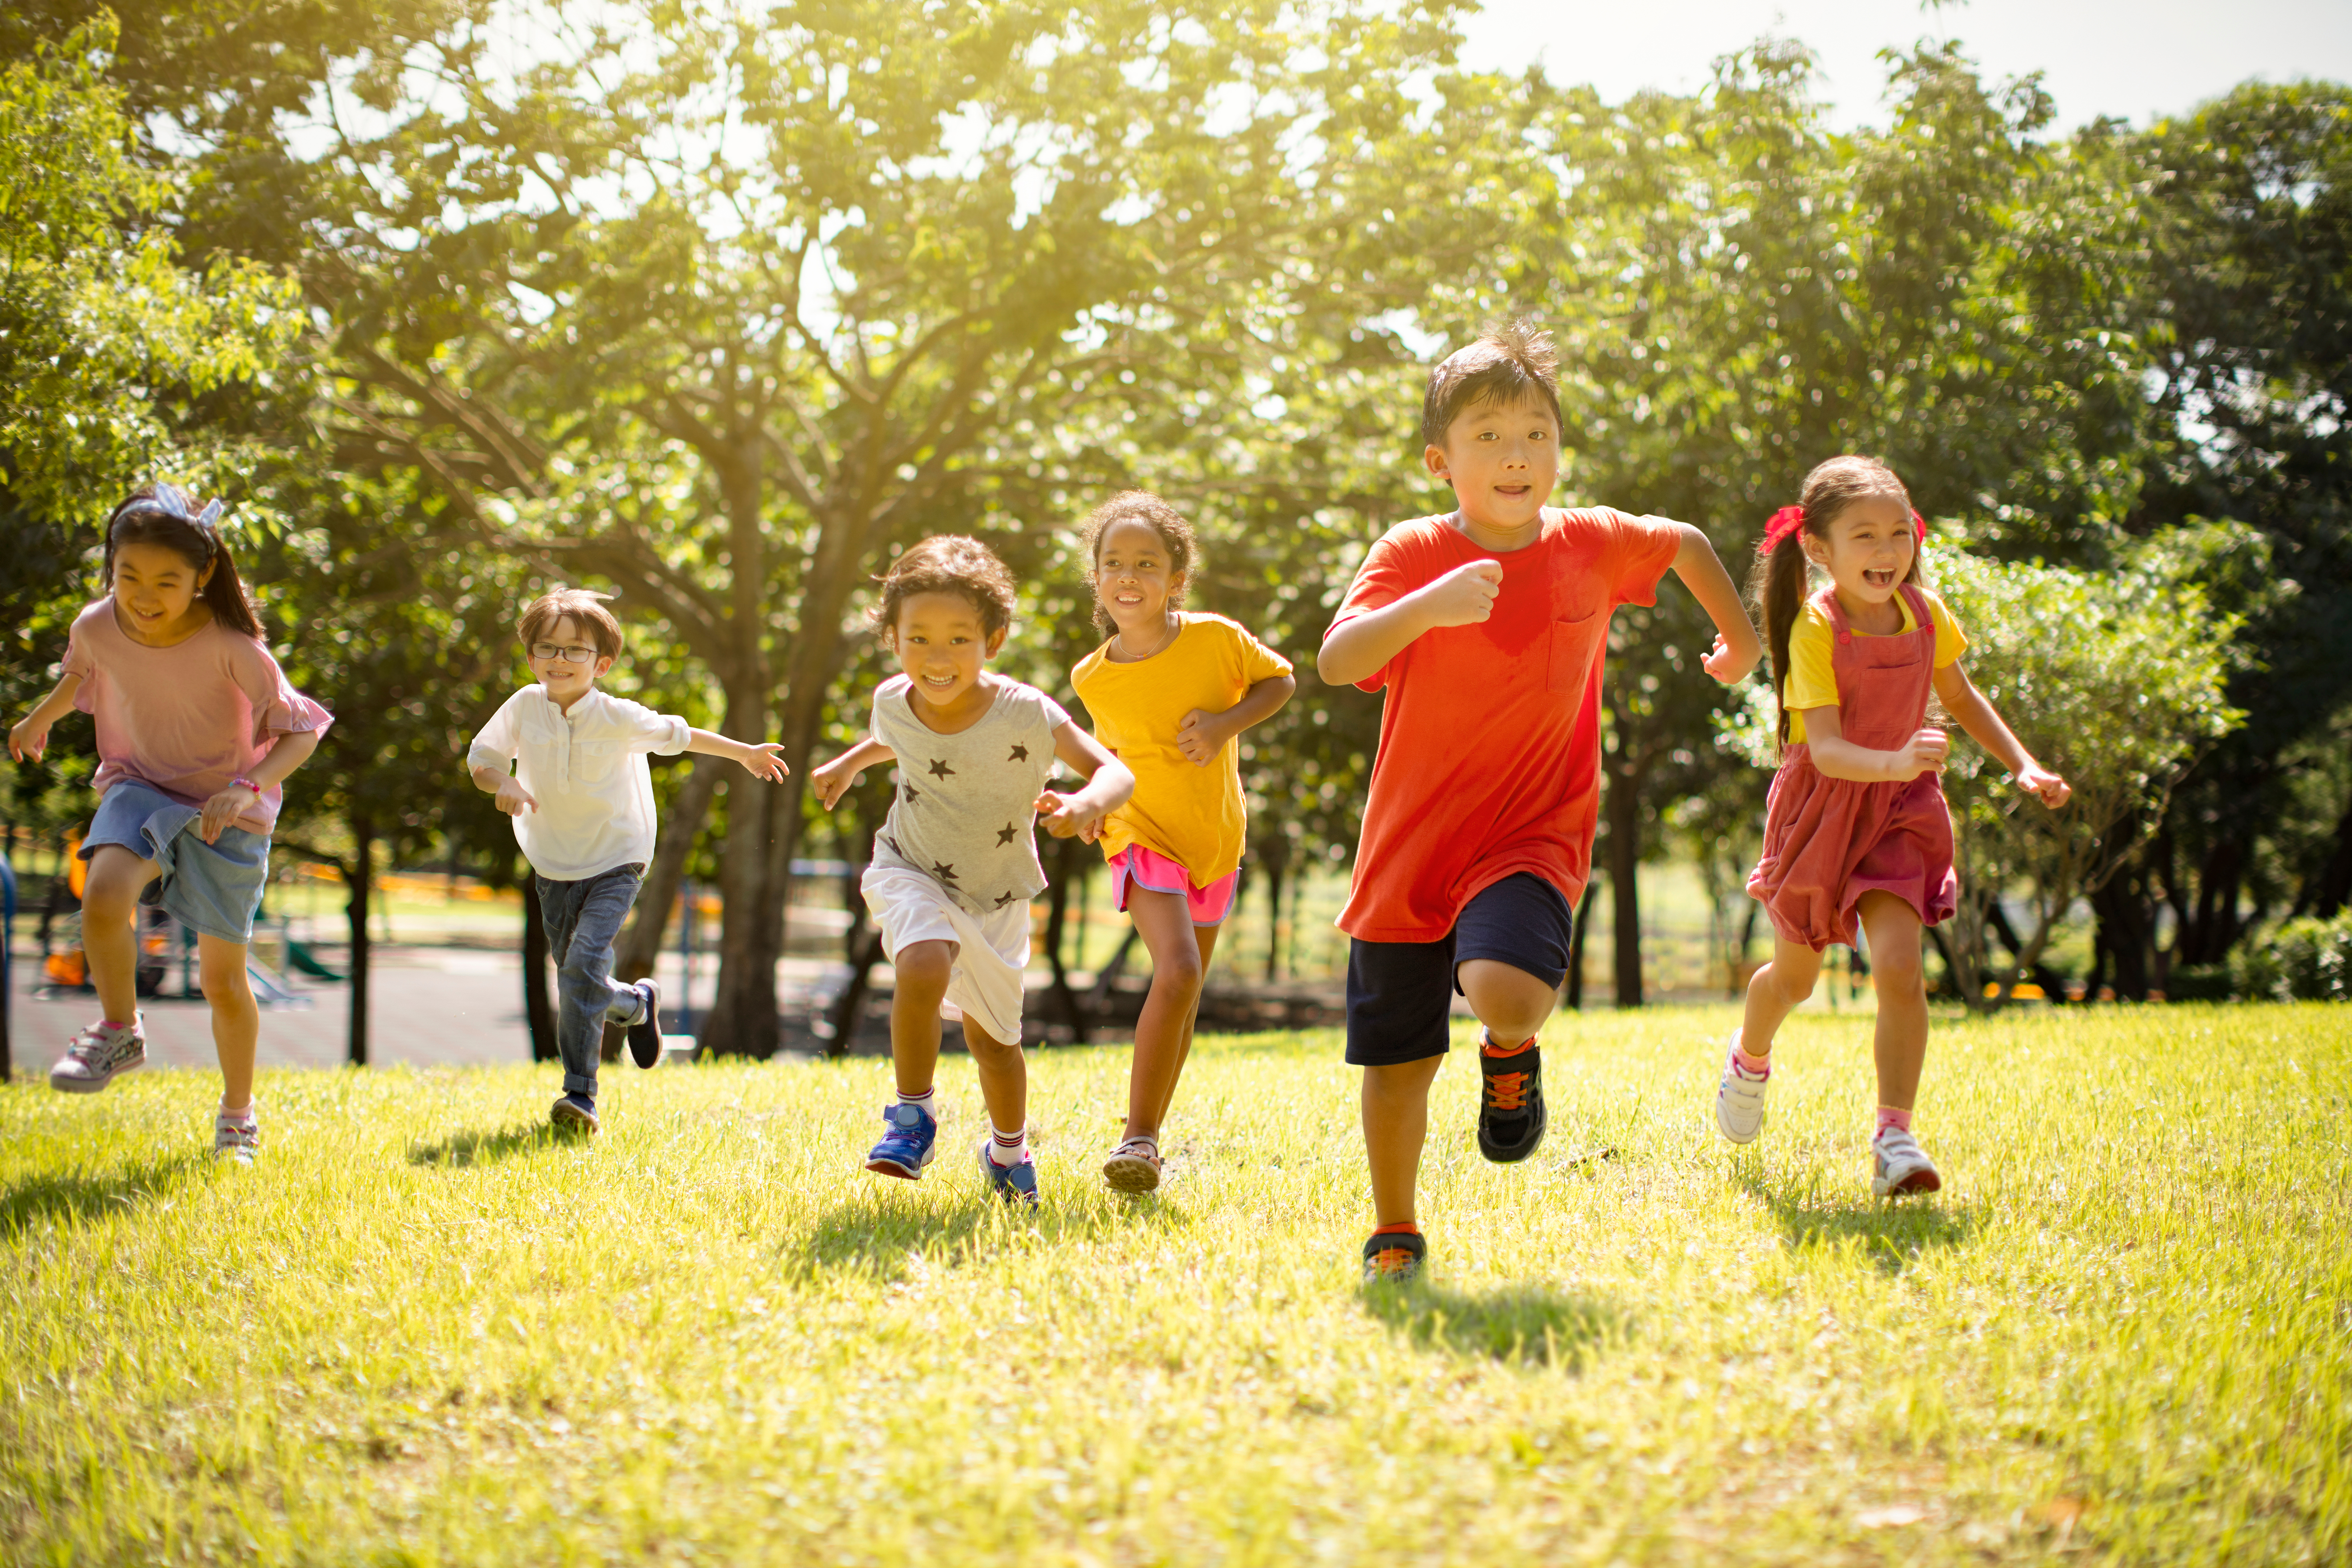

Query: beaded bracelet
left=232, top=775, right=264, bottom=795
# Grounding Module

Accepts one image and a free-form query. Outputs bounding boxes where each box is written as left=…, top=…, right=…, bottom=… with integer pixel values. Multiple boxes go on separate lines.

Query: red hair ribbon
left=1759, top=505, right=1930, bottom=554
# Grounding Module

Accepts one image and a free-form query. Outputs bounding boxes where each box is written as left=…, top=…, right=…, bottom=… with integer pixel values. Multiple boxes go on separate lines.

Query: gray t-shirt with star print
left=868, top=674, right=1071, bottom=916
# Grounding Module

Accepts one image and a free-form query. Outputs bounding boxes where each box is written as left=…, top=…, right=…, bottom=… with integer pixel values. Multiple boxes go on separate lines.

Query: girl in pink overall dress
left=1711, top=457, right=2072, bottom=1198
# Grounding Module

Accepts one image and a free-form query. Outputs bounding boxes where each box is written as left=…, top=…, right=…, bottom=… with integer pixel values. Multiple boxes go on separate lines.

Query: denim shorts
left=1342, top=872, right=1575, bottom=1067
left=81, top=779, right=271, bottom=945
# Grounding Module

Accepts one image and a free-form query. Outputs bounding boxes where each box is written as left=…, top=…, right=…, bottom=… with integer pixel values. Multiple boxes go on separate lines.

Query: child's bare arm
left=470, top=761, right=538, bottom=817
left=1665, top=522, right=1764, bottom=685
left=1316, top=561, right=1502, bottom=687
left=1932, top=662, right=2070, bottom=807
left=810, top=736, right=895, bottom=810
left=198, top=729, right=322, bottom=844
left=8, top=673, right=84, bottom=763
left=1036, top=721, right=1135, bottom=842
left=685, top=728, right=789, bottom=781
left=1176, top=673, right=1296, bottom=766
left=1798, top=704, right=1950, bottom=785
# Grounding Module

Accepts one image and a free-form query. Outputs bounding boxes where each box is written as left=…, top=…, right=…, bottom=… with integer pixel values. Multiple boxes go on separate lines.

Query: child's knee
left=1153, top=947, right=1206, bottom=997
left=198, top=954, right=253, bottom=1007
left=892, top=942, right=953, bottom=995
left=1456, top=959, right=1553, bottom=1037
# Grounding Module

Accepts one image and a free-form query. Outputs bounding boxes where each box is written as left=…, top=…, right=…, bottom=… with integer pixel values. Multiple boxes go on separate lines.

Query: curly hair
left=1421, top=319, right=1564, bottom=449
left=1077, top=490, right=1198, bottom=635
left=872, top=534, right=1018, bottom=638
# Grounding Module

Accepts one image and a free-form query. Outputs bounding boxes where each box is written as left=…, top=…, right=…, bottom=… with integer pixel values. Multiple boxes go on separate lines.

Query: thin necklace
left=1115, top=612, right=1179, bottom=661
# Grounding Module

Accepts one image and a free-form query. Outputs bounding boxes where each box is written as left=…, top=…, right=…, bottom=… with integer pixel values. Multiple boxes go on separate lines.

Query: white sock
left=898, top=1088, right=937, bottom=1118
left=987, top=1124, right=1029, bottom=1167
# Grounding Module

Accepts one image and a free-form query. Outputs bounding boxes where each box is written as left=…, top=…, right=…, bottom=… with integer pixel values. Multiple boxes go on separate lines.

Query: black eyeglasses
left=530, top=643, right=600, bottom=665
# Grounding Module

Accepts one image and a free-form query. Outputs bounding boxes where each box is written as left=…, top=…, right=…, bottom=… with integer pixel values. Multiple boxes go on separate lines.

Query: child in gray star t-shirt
left=811, top=535, right=1133, bottom=1208
left=865, top=672, right=1067, bottom=916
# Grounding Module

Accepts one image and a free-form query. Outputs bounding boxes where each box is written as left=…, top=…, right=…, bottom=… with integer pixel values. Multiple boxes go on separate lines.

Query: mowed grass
left=1, top=1004, right=2346, bottom=1566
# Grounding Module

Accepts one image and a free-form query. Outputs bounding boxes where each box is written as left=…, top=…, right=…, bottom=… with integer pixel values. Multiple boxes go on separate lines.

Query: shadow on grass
left=1361, top=1281, right=1627, bottom=1369
left=408, top=1123, right=583, bottom=1168
left=788, top=1185, right=1195, bottom=1283
left=1739, top=1171, right=1981, bottom=1273
left=0, top=1154, right=204, bottom=1237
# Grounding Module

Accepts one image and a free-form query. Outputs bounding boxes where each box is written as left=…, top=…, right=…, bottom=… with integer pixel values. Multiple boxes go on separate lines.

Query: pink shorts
left=1107, top=844, right=1237, bottom=927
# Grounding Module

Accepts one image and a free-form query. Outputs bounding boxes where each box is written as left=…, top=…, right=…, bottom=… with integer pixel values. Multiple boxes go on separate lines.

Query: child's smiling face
left=889, top=590, right=1005, bottom=719
left=111, top=541, right=212, bottom=642
left=528, top=615, right=614, bottom=708
left=1803, top=496, right=1917, bottom=610
left=1425, top=392, right=1560, bottom=543
left=1093, top=519, right=1182, bottom=640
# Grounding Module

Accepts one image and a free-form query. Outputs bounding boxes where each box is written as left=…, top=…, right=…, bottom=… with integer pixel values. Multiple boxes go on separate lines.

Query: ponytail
left=102, top=483, right=265, bottom=641
left=1750, top=454, right=1922, bottom=750
left=1746, top=532, right=1813, bottom=748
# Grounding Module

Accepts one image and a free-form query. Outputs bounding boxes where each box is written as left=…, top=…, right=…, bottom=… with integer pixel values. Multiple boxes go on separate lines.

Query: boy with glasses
left=467, top=589, right=788, bottom=1131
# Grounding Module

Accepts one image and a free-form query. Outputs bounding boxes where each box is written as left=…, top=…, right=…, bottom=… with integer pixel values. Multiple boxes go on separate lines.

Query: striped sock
left=897, top=1088, right=937, bottom=1119
left=987, top=1124, right=1029, bottom=1167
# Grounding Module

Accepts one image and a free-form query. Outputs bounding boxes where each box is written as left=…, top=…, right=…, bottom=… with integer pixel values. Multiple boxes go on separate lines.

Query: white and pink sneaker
left=50, top=1018, right=146, bottom=1094
left=1714, top=1033, right=1770, bottom=1145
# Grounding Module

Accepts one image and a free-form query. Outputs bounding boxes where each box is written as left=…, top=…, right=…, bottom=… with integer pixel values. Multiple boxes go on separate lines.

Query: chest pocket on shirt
left=573, top=738, right=621, bottom=784
left=1854, top=634, right=1929, bottom=673
left=1546, top=613, right=1601, bottom=694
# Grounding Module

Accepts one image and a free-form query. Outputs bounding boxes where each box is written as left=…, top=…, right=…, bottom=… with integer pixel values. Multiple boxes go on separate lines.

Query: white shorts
left=861, top=863, right=1032, bottom=1046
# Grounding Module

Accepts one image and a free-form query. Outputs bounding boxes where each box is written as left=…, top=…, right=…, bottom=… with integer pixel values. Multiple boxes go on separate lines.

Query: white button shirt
left=466, top=686, right=691, bottom=881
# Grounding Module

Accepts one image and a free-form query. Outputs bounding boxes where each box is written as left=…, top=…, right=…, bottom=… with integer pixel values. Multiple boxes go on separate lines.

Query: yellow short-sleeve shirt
left=1070, top=613, right=1293, bottom=885
left=1782, top=588, right=1967, bottom=744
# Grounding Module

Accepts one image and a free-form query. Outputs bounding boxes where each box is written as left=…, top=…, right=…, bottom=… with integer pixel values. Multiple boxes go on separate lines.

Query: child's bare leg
left=197, top=934, right=259, bottom=1110
left=1121, top=888, right=1218, bottom=1140
left=1146, top=919, right=1219, bottom=1131
left=1362, top=1055, right=1445, bottom=1226
left=1856, top=893, right=1928, bottom=1110
left=960, top=1013, right=1028, bottom=1138
left=1455, top=959, right=1554, bottom=1046
left=79, top=846, right=159, bottom=1025
left=1739, top=934, right=1825, bottom=1057
left=888, top=940, right=954, bottom=1096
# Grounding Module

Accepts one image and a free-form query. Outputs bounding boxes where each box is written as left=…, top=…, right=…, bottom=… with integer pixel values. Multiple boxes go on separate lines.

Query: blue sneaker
left=977, top=1137, right=1040, bottom=1208
left=551, top=1092, right=598, bottom=1133
left=865, top=1101, right=938, bottom=1179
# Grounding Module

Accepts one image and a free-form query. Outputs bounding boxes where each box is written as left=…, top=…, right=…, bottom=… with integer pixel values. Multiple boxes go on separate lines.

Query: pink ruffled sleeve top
left=60, top=598, right=333, bottom=836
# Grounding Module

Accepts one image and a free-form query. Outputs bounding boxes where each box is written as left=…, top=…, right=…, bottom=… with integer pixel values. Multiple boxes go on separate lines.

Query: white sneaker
left=1714, top=1034, right=1769, bottom=1144
left=213, top=1103, right=260, bottom=1165
left=1871, top=1126, right=1942, bottom=1196
left=50, top=1017, right=146, bottom=1093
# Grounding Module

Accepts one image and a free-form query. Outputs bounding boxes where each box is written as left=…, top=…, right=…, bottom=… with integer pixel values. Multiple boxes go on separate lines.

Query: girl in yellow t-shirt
left=1070, top=492, right=1295, bottom=1194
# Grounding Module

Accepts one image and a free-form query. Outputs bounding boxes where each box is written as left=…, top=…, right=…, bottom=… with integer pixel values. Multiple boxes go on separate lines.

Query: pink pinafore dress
left=1746, top=582, right=1958, bottom=950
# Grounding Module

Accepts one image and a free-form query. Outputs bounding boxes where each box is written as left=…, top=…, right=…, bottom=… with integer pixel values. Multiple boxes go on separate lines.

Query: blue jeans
left=537, top=864, right=646, bottom=1097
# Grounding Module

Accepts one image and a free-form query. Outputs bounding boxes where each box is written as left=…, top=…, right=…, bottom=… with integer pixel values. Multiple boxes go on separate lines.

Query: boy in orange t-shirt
left=1318, top=322, right=1763, bottom=1283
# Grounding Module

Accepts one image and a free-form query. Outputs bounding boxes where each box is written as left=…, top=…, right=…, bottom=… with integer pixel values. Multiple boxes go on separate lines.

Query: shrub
left=2229, top=913, right=2352, bottom=1002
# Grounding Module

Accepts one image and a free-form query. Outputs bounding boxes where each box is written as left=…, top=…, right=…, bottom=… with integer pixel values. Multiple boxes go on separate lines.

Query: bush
left=2163, top=965, right=2234, bottom=1002
left=2229, top=914, right=2352, bottom=1002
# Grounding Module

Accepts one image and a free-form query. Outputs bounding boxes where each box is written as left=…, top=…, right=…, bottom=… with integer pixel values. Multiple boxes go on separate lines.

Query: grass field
left=1, top=1003, right=2345, bottom=1565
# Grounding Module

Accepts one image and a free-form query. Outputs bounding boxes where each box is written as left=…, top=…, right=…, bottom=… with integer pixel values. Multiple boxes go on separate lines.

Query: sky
left=1456, top=0, right=2352, bottom=130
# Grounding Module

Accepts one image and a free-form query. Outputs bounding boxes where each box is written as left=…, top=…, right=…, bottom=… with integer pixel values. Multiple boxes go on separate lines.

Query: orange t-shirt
left=1331, top=507, right=1681, bottom=943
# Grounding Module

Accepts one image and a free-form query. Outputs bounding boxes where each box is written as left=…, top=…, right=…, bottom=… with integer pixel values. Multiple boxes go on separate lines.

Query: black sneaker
left=1362, top=1228, right=1426, bottom=1284
left=1476, top=1037, right=1546, bottom=1163
left=551, top=1093, right=599, bottom=1133
left=626, top=978, right=663, bottom=1069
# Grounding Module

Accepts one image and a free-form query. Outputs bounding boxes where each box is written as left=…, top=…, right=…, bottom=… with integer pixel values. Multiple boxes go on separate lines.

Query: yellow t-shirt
left=1783, top=588, right=1967, bottom=744
left=1070, top=613, right=1294, bottom=884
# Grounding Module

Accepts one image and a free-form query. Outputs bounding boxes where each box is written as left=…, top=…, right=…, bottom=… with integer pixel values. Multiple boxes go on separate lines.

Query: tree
left=301, top=0, right=1467, bottom=1053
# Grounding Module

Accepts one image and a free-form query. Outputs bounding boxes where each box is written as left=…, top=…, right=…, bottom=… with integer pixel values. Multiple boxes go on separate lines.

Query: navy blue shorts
left=1344, top=873, right=1575, bottom=1067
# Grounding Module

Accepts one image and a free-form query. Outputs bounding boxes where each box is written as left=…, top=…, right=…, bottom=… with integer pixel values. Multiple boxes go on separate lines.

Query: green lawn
left=1, top=1005, right=2345, bottom=1565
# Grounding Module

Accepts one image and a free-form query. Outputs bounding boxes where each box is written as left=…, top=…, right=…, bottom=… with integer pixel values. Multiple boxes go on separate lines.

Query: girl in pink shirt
left=9, top=484, right=331, bottom=1162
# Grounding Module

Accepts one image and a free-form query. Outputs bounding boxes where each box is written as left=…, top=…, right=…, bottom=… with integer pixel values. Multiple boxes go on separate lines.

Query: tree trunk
left=1605, top=765, right=1644, bottom=1008
left=826, top=927, right=889, bottom=1057
left=2306, top=784, right=2352, bottom=919
left=347, top=811, right=374, bottom=1066
left=1042, top=835, right=1088, bottom=1043
left=2091, top=866, right=2152, bottom=1001
left=614, top=755, right=724, bottom=983
left=1564, top=882, right=1598, bottom=1010
left=522, top=871, right=556, bottom=1060
left=1260, top=834, right=1290, bottom=985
